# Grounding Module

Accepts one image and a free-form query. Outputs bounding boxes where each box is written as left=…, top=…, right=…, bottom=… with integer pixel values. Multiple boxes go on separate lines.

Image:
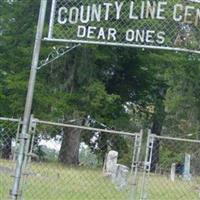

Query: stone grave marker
left=170, top=163, right=176, bottom=182
left=183, top=153, right=192, bottom=181
left=103, top=150, right=118, bottom=178
left=114, top=164, right=129, bottom=190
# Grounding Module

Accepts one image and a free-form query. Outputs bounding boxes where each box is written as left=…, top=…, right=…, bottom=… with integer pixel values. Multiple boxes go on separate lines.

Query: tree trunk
left=150, top=99, right=166, bottom=172
left=1, top=136, right=12, bottom=159
left=58, top=126, right=81, bottom=165
left=57, top=49, right=84, bottom=165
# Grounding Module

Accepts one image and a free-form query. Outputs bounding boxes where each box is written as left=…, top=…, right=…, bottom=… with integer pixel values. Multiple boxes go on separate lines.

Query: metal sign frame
left=44, top=0, right=200, bottom=54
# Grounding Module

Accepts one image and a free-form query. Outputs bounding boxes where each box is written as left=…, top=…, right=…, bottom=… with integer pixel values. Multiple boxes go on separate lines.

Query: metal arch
left=37, top=43, right=81, bottom=70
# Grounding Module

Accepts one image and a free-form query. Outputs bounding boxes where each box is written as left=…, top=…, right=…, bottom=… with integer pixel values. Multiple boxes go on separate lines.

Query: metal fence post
left=129, top=130, right=143, bottom=200
left=13, top=118, right=22, bottom=162
left=28, top=118, right=37, bottom=164
left=22, top=115, right=36, bottom=169
left=10, top=0, right=47, bottom=199
left=140, top=130, right=155, bottom=200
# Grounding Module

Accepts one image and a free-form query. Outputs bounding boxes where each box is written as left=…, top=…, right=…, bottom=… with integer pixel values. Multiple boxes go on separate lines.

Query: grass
left=0, top=159, right=15, bottom=200
left=1, top=159, right=200, bottom=200
left=21, top=163, right=129, bottom=200
left=143, top=173, right=200, bottom=200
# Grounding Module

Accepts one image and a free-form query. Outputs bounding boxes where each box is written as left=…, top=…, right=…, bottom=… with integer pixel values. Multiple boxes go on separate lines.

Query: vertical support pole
left=13, top=118, right=22, bottom=162
left=140, top=130, right=154, bottom=200
left=28, top=119, right=37, bottom=163
left=48, top=0, right=57, bottom=39
left=129, top=130, right=143, bottom=200
left=22, top=115, right=34, bottom=169
left=10, top=0, right=47, bottom=199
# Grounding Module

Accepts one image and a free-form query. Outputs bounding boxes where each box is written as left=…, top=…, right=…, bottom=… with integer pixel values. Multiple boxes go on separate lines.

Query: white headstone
left=170, top=163, right=176, bottom=182
left=183, top=153, right=191, bottom=181
left=114, top=164, right=129, bottom=190
left=104, top=150, right=118, bottom=178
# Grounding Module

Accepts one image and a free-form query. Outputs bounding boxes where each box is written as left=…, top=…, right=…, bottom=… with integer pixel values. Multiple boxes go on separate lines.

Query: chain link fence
left=141, top=133, right=200, bottom=200
left=0, top=117, right=21, bottom=200
left=1, top=117, right=200, bottom=199
left=20, top=119, right=142, bottom=200
left=45, top=0, right=200, bottom=53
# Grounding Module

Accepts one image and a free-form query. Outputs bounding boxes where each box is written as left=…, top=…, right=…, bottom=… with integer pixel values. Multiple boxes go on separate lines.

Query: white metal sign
left=45, top=0, right=200, bottom=53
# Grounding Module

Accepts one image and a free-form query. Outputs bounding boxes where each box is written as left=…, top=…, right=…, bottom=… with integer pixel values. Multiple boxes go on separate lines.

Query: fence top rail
left=0, top=117, right=21, bottom=123
left=151, top=134, right=200, bottom=144
left=35, top=119, right=140, bottom=137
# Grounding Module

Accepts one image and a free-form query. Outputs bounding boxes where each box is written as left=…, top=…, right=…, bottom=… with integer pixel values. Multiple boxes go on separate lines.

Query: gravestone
left=170, top=163, right=176, bottom=182
left=103, top=150, right=129, bottom=189
left=103, top=150, right=118, bottom=178
left=114, top=164, right=129, bottom=190
left=183, top=153, right=191, bottom=181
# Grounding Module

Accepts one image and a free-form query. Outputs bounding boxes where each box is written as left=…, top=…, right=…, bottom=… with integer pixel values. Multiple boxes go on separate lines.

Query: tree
left=164, top=54, right=200, bottom=139
left=3, top=0, right=200, bottom=169
left=0, top=0, right=52, bottom=158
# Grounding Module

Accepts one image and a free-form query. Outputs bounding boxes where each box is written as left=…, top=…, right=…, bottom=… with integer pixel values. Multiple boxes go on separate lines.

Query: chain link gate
left=140, top=132, right=200, bottom=200
left=18, top=118, right=143, bottom=200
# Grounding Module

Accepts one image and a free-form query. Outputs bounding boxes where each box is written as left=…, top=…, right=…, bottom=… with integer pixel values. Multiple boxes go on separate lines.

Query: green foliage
left=0, top=0, right=39, bottom=116
left=2, top=0, right=200, bottom=166
left=79, top=146, right=99, bottom=167
left=163, top=54, right=200, bottom=138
